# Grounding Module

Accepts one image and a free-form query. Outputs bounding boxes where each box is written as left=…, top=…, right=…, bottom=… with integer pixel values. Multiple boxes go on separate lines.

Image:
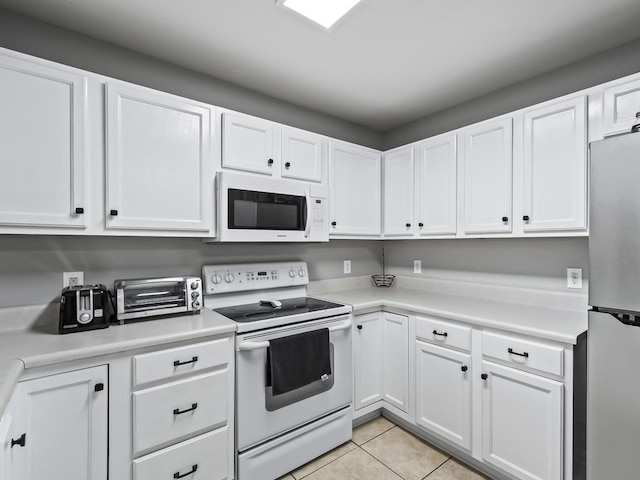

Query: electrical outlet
left=414, top=260, right=422, bottom=274
left=63, top=271, right=84, bottom=288
left=567, top=268, right=583, bottom=289
left=343, top=260, right=351, bottom=275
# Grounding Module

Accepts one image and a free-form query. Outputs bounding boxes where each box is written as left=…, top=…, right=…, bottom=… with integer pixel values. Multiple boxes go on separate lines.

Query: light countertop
left=0, top=305, right=236, bottom=417
left=310, top=276, right=587, bottom=345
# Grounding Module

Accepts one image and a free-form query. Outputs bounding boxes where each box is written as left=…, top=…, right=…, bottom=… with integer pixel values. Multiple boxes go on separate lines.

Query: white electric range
left=202, top=262, right=353, bottom=480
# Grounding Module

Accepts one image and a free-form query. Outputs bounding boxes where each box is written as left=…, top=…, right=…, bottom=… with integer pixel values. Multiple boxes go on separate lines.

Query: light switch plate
left=343, top=260, right=351, bottom=275
left=567, top=268, right=583, bottom=289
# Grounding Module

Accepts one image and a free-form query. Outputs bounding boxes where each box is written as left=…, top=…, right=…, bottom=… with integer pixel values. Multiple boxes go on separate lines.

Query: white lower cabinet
left=415, top=341, right=471, bottom=451
left=481, top=361, right=563, bottom=480
left=353, top=312, right=410, bottom=418
left=5, top=366, right=108, bottom=480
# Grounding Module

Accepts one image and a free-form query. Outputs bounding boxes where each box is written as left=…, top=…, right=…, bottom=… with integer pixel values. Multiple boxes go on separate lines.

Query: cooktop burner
left=214, top=296, right=345, bottom=323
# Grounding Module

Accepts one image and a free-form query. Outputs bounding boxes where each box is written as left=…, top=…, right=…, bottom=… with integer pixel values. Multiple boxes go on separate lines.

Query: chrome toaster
left=113, top=276, right=202, bottom=324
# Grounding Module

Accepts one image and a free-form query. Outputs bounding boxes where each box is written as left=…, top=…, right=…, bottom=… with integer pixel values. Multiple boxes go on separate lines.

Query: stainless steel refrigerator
left=588, top=132, right=640, bottom=479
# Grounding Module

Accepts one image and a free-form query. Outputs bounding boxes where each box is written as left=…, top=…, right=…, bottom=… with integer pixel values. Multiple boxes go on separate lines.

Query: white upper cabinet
left=0, top=53, right=87, bottom=229
left=281, top=126, right=323, bottom=182
left=383, top=147, right=415, bottom=236
left=105, top=83, right=213, bottom=234
left=416, top=134, right=457, bottom=236
left=602, top=76, right=640, bottom=136
left=222, top=112, right=276, bottom=175
left=521, top=96, right=587, bottom=232
left=462, top=117, right=513, bottom=235
left=329, top=141, right=381, bottom=237
left=222, top=112, right=325, bottom=183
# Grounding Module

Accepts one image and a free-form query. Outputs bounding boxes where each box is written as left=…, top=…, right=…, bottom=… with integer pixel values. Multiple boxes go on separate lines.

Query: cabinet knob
left=94, top=383, right=104, bottom=392
left=74, top=207, right=84, bottom=214
left=11, top=433, right=26, bottom=448
left=523, top=215, right=530, bottom=222
left=285, top=162, right=291, bottom=169
left=109, top=209, right=118, bottom=216
left=267, top=159, right=274, bottom=166
left=481, top=373, right=488, bottom=380
left=461, top=365, right=468, bottom=372
left=501, top=216, right=509, bottom=223
left=406, top=223, right=411, bottom=228
left=331, top=221, right=337, bottom=226
left=357, top=325, right=363, bottom=330
left=418, top=222, right=424, bottom=227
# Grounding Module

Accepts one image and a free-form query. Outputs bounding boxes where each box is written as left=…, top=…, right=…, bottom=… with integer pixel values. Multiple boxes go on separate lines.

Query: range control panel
left=202, top=262, right=308, bottom=295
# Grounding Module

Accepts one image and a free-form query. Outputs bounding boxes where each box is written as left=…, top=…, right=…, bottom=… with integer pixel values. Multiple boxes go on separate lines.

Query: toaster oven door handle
left=304, top=189, right=311, bottom=238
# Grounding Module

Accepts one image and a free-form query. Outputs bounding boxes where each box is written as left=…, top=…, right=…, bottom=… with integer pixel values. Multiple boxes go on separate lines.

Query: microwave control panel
left=202, top=262, right=308, bottom=295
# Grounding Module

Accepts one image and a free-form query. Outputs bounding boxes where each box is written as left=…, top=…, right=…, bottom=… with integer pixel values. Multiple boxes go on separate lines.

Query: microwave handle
left=304, top=189, right=311, bottom=238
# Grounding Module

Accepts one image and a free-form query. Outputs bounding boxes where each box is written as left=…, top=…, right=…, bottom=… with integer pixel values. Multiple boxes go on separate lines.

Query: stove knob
left=225, top=273, right=235, bottom=283
left=191, top=300, right=201, bottom=309
left=190, top=282, right=199, bottom=290
left=212, top=274, right=222, bottom=285
left=298, top=269, right=306, bottom=277
left=191, top=291, right=200, bottom=299
left=289, top=269, right=296, bottom=278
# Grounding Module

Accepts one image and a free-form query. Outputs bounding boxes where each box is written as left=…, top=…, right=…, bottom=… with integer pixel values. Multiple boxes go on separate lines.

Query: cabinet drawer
left=133, top=370, right=229, bottom=454
left=482, top=331, right=563, bottom=377
left=133, top=427, right=230, bottom=480
left=416, top=316, right=471, bottom=352
left=133, top=337, right=231, bottom=387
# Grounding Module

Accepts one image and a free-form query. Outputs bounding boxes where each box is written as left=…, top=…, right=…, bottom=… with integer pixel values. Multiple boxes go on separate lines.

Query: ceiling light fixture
left=278, top=0, right=362, bottom=29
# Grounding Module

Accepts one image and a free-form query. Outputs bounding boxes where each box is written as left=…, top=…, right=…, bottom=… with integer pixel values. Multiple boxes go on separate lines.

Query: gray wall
left=0, top=8, right=383, bottom=150
left=382, top=37, right=640, bottom=150
left=384, top=237, right=589, bottom=292
left=0, top=236, right=382, bottom=308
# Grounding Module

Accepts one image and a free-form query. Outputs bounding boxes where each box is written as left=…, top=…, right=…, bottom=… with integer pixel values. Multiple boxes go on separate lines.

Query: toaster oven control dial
left=191, top=291, right=200, bottom=299
left=225, top=273, right=235, bottom=283
left=192, top=300, right=201, bottom=309
left=190, top=282, right=199, bottom=290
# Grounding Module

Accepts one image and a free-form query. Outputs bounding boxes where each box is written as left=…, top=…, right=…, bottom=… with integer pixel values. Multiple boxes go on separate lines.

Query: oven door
left=235, top=315, right=352, bottom=451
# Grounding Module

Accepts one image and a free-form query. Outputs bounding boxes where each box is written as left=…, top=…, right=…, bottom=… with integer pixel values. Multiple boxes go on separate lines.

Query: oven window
left=228, top=189, right=306, bottom=230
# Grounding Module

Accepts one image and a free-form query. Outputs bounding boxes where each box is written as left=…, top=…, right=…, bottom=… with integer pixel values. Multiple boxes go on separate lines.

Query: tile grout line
left=359, top=444, right=410, bottom=480
left=292, top=442, right=358, bottom=479
left=420, top=457, right=453, bottom=480
left=355, top=423, right=397, bottom=447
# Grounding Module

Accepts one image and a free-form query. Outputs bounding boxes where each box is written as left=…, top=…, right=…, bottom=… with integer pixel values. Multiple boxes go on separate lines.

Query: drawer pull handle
left=173, top=403, right=198, bottom=415
left=174, top=464, right=198, bottom=479
left=174, top=356, right=199, bottom=367
left=508, top=347, right=529, bottom=358
left=11, top=433, right=26, bottom=448
left=433, top=330, right=448, bottom=337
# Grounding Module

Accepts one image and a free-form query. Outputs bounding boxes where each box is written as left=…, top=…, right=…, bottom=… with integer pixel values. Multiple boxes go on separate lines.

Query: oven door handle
left=237, top=320, right=352, bottom=351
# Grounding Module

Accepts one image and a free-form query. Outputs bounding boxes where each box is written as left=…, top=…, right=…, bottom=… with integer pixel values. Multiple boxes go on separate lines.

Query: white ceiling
left=3, top=0, right=640, bottom=131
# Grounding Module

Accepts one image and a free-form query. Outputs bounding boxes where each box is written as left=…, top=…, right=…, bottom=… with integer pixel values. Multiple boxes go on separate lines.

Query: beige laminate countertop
left=0, top=306, right=236, bottom=417
left=311, top=283, right=587, bottom=345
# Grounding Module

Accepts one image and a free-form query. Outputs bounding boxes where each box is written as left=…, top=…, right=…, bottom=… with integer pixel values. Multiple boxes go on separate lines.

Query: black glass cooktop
left=214, top=296, right=345, bottom=323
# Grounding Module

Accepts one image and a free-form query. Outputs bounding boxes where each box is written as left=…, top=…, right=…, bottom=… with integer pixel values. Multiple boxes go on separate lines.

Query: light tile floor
left=277, top=416, right=491, bottom=480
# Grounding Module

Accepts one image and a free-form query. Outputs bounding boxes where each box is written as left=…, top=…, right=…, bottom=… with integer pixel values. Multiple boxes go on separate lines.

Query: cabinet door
left=382, top=312, right=409, bottom=412
left=329, top=142, right=381, bottom=236
left=603, top=77, right=640, bottom=136
left=481, top=361, right=563, bottom=480
left=383, top=147, right=415, bottom=237
left=281, top=126, right=323, bottom=182
left=522, top=96, right=587, bottom=232
left=416, top=341, right=471, bottom=450
left=0, top=54, right=87, bottom=229
left=353, top=313, right=383, bottom=410
left=8, top=366, right=108, bottom=480
left=415, top=134, right=457, bottom=236
left=222, top=112, right=275, bottom=175
left=463, top=118, right=513, bottom=234
left=106, top=83, right=212, bottom=233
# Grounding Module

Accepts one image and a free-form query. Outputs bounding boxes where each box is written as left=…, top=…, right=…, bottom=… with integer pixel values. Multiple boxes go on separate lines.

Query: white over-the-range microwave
left=214, top=171, right=330, bottom=242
